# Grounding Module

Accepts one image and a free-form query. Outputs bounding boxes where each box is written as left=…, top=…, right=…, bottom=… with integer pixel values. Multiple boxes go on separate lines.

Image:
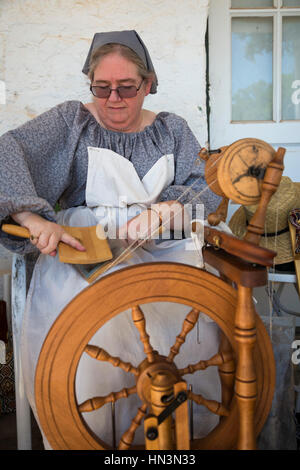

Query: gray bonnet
left=82, top=30, right=158, bottom=94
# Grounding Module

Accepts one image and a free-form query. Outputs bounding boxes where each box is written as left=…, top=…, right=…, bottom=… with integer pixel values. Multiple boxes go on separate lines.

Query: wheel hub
left=136, top=353, right=181, bottom=406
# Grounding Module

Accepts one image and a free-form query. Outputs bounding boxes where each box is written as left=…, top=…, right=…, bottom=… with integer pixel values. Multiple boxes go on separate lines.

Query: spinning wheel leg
left=235, top=286, right=257, bottom=450
left=148, top=371, right=175, bottom=450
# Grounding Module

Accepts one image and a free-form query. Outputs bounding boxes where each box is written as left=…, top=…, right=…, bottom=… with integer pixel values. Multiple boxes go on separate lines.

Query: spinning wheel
left=35, top=263, right=274, bottom=450
left=35, top=138, right=285, bottom=450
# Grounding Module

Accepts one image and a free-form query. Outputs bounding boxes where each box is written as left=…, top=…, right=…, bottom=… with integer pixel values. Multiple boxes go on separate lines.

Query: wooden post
left=234, top=286, right=257, bottom=450
left=174, top=381, right=190, bottom=450
left=144, top=415, right=160, bottom=450
left=150, top=372, right=174, bottom=450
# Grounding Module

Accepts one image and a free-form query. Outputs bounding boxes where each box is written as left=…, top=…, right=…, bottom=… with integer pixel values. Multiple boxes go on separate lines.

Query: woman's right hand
left=11, top=211, right=86, bottom=257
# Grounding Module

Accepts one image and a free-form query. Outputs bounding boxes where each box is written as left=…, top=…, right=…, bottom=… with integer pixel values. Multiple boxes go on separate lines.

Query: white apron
left=21, top=147, right=222, bottom=449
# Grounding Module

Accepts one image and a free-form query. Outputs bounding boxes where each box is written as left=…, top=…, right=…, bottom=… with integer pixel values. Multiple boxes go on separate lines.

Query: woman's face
left=91, top=53, right=152, bottom=132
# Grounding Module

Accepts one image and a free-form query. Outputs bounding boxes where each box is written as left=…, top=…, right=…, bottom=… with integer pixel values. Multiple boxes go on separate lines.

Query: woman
left=0, top=30, right=219, bottom=257
left=0, top=30, right=222, bottom=448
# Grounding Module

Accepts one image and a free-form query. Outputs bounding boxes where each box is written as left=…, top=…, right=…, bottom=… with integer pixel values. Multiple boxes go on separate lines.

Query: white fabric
left=86, top=147, right=175, bottom=208
left=21, top=148, right=223, bottom=449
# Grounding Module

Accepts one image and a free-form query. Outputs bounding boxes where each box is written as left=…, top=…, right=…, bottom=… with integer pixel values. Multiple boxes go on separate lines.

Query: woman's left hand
left=118, top=208, right=161, bottom=244
left=117, top=201, right=188, bottom=245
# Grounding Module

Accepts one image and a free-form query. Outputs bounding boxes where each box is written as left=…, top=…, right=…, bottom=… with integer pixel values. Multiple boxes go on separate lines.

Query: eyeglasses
left=90, top=79, right=144, bottom=99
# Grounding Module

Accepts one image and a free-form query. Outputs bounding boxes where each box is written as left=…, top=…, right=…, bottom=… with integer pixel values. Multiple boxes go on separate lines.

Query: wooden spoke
left=188, top=391, right=229, bottom=417
left=118, top=403, right=148, bottom=450
left=178, top=350, right=234, bottom=376
left=78, top=385, right=136, bottom=413
left=131, top=306, right=156, bottom=363
left=84, top=344, right=139, bottom=375
left=167, top=308, right=200, bottom=362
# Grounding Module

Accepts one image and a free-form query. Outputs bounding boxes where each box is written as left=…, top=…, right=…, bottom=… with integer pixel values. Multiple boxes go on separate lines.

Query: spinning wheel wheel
left=217, top=138, right=275, bottom=205
left=35, top=263, right=275, bottom=450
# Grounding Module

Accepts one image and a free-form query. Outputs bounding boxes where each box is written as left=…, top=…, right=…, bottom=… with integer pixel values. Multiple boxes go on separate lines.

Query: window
left=231, top=1, right=300, bottom=123
left=209, top=0, right=300, bottom=146
left=232, top=17, right=273, bottom=121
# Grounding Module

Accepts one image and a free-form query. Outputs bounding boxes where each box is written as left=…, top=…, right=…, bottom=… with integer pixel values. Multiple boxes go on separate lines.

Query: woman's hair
left=88, top=43, right=157, bottom=84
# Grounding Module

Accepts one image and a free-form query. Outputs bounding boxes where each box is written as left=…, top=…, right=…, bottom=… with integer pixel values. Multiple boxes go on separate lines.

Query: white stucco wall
left=0, top=0, right=209, bottom=145
left=0, top=0, right=209, bottom=282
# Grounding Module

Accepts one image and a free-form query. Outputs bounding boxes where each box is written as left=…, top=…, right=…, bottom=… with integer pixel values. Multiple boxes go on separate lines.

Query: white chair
left=11, top=254, right=32, bottom=450
left=267, top=269, right=299, bottom=317
left=0, top=258, right=11, bottom=369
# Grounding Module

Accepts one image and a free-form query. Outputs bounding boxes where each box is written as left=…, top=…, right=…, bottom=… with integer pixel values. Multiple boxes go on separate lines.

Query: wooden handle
left=1, top=223, right=31, bottom=238
left=204, top=226, right=276, bottom=266
left=191, top=222, right=276, bottom=266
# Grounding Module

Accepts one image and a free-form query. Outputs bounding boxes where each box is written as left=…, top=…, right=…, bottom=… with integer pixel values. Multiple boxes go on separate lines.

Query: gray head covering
left=82, top=30, right=158, bottom=94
